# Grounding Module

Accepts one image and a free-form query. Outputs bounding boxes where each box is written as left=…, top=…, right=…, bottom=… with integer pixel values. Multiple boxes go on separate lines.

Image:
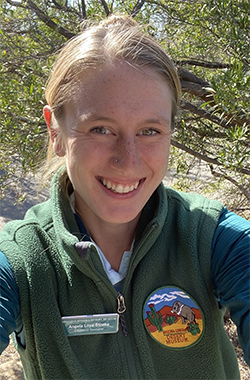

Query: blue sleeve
left=0, top=250, right=21, bottom=354
left=211, top=208, right=250, bottom=366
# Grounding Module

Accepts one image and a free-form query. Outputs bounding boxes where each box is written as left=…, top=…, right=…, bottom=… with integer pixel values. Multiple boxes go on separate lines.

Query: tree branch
left=209, top=165, right=250, bottom=202
left=177, top=60, right=231, bottom=69
left=178, top=68, right=210, bottom=86
left=51, top=0, right=81, bottom=17
left=52, top=0, right=66, bottom=9
left=179, top=100, right=235, bottom=130
left=81, top=0, right=87, bottom=19
left=171, top=139, right=250, bottom=176
left=184, top=121, right=228, bottom=139
left=2, top=60, right=48, bottom=78
left=99, top=0, right=110, bottom=16
left=179, top=78, right=250, bottom=128
left=6, top=0, right=24, bottom=6
left=131, top=0, right=146, bottom=17
left=2, top=110, right=46, bottom=127
left=109, top=0, right=115, bottom=13
left=180, top=79, right=214, bottom=99
left=27, top=0, right=75, bottom=40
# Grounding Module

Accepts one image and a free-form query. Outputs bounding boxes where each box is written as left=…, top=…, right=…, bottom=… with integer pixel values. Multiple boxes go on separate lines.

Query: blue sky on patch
left=144, top=287, right=199, bottom=316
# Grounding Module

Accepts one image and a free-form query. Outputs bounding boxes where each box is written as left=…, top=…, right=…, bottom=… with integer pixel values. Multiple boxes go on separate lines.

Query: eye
left=91, top=127, right=111, bottom=135
left=139, top=128, right=160, bottom=136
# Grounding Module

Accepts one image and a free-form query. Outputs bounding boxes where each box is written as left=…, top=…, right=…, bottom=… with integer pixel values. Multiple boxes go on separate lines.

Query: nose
left=110, top=136, right=142, bottom=172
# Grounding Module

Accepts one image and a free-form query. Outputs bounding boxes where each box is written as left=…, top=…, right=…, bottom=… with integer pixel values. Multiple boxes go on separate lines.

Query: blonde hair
left=43, top=14, right=181, bottom=182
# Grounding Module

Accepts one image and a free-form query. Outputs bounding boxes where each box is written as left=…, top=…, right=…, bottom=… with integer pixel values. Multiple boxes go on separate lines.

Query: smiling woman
left=42, top=15, right=179, bottom=267
left=44, top=62, right=173, bottom=254
left=0, top=14, right=249, bottom=380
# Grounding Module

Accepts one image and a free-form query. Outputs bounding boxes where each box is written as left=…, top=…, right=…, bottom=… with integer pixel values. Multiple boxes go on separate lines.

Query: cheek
left=64, top=140, right=87, bottom=179
left=65, top=139, right=105, bottom=174
left=154, top=150, right=170, bottom=181
left=143, top=141, right=170, bottom=169
left=65, top=138, right=88, bottom=161
left=65, top=140, right=77, bottom=166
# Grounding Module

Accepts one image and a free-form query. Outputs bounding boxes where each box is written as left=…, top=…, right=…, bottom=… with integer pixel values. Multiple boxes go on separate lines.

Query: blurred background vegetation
left=0, top=0, right=249, bottom=215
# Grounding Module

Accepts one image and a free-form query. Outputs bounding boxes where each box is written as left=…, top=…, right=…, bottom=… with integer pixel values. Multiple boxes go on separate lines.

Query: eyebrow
left=78, top=114, right=115, bottom=123
left=78, top=113, right=171, bottom=128
left=141, top=117, right=171, bottom=126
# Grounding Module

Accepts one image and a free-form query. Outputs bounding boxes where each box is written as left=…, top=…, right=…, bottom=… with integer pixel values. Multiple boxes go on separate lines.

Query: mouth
left=98, top=177, right=143, bottom=194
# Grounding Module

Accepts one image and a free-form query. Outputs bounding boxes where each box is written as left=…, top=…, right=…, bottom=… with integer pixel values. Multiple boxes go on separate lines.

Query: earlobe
left=43, top=105, right=65, bottom=157
left=52, top=134, right=66, bottom=157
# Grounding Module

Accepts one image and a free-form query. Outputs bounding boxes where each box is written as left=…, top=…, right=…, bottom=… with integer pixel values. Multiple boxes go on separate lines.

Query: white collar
left=69, top=191, right=134, bottom=285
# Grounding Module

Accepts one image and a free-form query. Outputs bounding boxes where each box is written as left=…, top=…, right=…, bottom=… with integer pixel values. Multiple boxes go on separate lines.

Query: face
left=47, top=61, right=173, bottom=232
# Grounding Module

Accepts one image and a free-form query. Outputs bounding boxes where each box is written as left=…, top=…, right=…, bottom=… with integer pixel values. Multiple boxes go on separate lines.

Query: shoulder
left=162, top=186, right=224, bottom=251
left=163, top=185, right=223, bottom=215
left=216, top=208, right=250, bottom=232
left=0, top=199, right=53, bottom=242
left=0, top=199, right=55, bottom=275
left=213, top=208, right=250, bottom=255
left=155, top=185, right=224, bottom=249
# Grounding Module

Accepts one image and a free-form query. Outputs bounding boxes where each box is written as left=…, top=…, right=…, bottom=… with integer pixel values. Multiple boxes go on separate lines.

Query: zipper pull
left=117, top=292, right=128, bottom=336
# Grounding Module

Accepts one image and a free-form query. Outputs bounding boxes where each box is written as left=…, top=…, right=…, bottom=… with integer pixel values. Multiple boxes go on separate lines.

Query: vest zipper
left=113, top=222, right=159, bottom=379
left=117, top=292, right=138, bottom=379
left=86, top=247, right=140, bottom=378
left=117, top=292, right=128, bottom=336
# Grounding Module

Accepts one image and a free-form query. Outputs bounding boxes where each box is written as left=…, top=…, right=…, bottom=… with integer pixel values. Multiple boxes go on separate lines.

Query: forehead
left=65, top=61, right=173, bottom=123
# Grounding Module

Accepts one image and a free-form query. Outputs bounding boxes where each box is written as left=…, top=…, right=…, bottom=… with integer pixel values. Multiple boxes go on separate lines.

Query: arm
left=211, top=208, right=250, bottom=366
left=0, top=251, right=21, bottom=354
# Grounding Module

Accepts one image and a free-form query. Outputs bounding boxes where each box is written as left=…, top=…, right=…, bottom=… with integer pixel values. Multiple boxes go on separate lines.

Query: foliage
left=148, top=0, right=250, bottom=207
left=0, top=0, right=249, bottom=208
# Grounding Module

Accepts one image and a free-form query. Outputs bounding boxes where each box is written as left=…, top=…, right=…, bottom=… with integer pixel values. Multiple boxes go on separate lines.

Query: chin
left=101, top=210, right=141, bottom=225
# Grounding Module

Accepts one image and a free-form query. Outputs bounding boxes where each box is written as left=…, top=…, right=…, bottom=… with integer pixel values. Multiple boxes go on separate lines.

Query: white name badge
left=62, top=313, right=119, bottom=336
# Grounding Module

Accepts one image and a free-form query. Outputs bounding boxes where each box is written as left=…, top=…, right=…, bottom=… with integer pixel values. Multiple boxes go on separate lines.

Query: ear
left=43, top=105, right=65, bottom=157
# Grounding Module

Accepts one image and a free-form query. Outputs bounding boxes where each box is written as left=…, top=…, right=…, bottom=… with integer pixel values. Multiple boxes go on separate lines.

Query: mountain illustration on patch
left=144, top=287, right=204, bottom=348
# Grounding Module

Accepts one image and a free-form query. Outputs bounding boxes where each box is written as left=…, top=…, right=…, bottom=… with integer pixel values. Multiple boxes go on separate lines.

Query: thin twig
left=171, top=139, right=250, bottom=176
left=27, top=0, right=75, bottom=40
left=131, top=0, right=146, bottom=17
left=99, top=0, right=110, bottom=16
left=177, top=60, right=231, bottom=69
left=209, top=165, right=250, bottom=202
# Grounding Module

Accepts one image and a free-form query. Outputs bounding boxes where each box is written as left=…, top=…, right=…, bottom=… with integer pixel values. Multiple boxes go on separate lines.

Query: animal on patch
left=171, top=301, right=196, bottom=324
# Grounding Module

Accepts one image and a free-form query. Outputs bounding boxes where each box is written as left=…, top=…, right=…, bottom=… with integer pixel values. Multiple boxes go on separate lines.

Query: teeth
left=100, top=178, right=140, bottom=194
left=116, top=184, right=124, bottom=193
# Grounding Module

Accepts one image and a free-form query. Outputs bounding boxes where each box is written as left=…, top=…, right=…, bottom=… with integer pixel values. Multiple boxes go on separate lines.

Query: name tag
left=62, top=313, right=119, bottom=336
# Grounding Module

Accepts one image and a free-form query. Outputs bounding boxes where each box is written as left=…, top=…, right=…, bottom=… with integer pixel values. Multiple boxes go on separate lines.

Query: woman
left=0, top=15, right=249, bottom=380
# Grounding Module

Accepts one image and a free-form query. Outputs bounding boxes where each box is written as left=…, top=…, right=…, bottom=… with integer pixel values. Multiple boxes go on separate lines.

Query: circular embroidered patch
left=144, top=286, right=204, bottom=349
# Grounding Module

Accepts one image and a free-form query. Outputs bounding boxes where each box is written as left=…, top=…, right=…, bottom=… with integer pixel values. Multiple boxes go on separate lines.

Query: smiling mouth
left=98, top=177, right=143, bottom=194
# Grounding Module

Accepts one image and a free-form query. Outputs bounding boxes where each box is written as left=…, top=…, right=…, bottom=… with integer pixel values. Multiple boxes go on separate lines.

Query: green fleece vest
left=0, top=170, right=240, bottom=380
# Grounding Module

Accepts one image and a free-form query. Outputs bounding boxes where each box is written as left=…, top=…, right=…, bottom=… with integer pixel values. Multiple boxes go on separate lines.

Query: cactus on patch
left=147, top=304, right=163, bottom=332
left=186, top=322, right=200, bottom=335
left=165, top=315, right=177, bottom=325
